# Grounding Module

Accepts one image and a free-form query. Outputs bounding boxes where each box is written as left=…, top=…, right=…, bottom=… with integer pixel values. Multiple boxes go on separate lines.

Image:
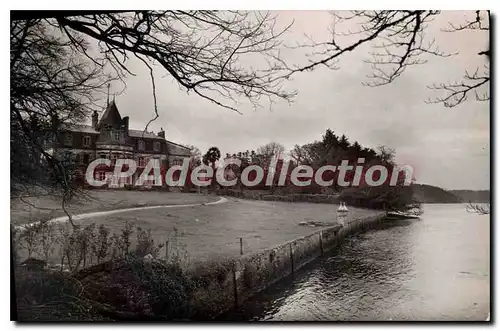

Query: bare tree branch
left=53, top=11, right=296, bottom=112
left=11, top=19, right=113, bottom=217
left=426, top=65, right=490, bottom=107
left=289, top=10, right=489, bottom=107
left=466, top=203, right=490, bottom=215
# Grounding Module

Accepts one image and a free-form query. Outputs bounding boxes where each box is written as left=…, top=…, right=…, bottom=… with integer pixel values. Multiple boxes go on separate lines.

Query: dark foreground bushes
left=14, top=267, right=110, bottom=321
left=76, top=257, right=192, bottom=320
left=13, top=218, right=240, bottom=324
left=14, top=255, right=238, bottom=321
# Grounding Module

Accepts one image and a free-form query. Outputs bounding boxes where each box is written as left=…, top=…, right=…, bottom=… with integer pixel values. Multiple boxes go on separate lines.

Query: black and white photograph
left=9, top=6, right=491, bottom=322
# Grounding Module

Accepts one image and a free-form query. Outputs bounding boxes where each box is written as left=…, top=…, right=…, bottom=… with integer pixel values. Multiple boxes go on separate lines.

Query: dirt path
left=14, top=197, right=228, bottom=230
left=10, top=190, right=219, bottom=225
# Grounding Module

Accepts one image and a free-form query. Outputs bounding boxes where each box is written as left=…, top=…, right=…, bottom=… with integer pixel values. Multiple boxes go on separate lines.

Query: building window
left=114, top=131, right=121, bottom=142
left=64, top=133, right=73, bottom=146
left=97, top=171, right=106, bottom=181
left=138, top=156, right=145, bottom=167
left=78, top=153, right=85, bottom=165
left=153, top=141, right=161, bottom=152
left=138, top=140, right=145, bottom=151
left=99, top=153, right=107, bottom=159
left=83, top=136, right=92, bottom=147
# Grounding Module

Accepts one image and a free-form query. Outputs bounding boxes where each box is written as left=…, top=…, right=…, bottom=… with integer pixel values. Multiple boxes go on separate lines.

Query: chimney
left=158, top=127, right=165, bottom=138
left=92, top=111, right=99, bottom=130
left=121, top=116, right=129, bottom=133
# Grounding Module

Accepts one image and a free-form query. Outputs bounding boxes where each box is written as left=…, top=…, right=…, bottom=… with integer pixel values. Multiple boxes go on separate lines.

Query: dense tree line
left=205, top=130, right=418, bottom=213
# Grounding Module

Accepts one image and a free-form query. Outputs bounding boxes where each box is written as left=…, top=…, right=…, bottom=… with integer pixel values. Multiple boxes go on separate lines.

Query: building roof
left=128, top=129, right=163, bottom=139
left=165, top=139, right=190, bottom=149
left=62, top=125, right=178, bottom=142
left=62, top=125, right=190, bottom=155
left=59, top=98, right=191, bottom=153
left=165, top=140, right=191, bottom=156
left=98, top=100, right=122, bottom=130
left=62, top=124, right=99, bottom=134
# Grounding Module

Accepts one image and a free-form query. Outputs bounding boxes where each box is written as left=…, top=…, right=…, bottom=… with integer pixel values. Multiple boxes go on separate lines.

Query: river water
left=222, top=204, right=490, bottom=321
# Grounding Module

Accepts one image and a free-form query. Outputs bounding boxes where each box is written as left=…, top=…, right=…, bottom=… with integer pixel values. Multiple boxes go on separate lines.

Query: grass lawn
left=12, top=190, right=384, bottom=267
left=10, top=190, right=219, bottom=225
left=78, top=198, right=384, bottom=264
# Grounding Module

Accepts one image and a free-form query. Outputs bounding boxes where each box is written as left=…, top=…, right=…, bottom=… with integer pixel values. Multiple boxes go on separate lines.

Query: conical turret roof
left=98, top=100, right=122, bottom=130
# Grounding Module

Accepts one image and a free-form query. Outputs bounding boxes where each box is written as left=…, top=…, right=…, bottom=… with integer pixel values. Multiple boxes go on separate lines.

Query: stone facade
left=50, top=99, right=191, bottom=188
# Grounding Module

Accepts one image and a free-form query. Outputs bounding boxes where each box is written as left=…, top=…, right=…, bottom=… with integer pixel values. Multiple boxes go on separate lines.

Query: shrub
left=14, top=267, right=106, bottom=321
left=19, top=223, right=40, bottom=259
left=13, top=220, right=197, bottom=320
left=188, top=258, right=234, bottom=289
left=75, top=256, right=192, bottom=319
left=38, top=222, right=56, bottom=263
left=11, top=225, right=20, bottom=265
left=135, top=227, right=164, bottom=258
left=166, top=227, right=190, bottom=269
left=91, top=224, right=112, bottom=264
left=119, top=221, right=134, bottom=256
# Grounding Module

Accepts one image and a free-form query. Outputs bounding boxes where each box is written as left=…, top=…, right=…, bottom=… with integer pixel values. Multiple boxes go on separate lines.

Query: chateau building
left=51, top=99, right=191, bottom=188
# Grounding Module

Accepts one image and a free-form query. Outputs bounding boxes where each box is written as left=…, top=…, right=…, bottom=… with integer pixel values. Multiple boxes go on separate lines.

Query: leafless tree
left=38, top=222, right=56, bottom=263
left=10, top=11, right=295, bottom=184
left=11, top=18, right=112, bottom=217
left=24, top=11, right=297, bottom=114
left=466, top=203, right=490, bottom=215
left=288, top=10, right=489, bottom=107
left=11, top=11, right=296, bottom=222
left=91, top=224, right=112, bottom=264
left=290, top=143, right=320, bottom=166
left=187, top=145, right=202, bottom=169
left=377, top=145, right=396, bottom=165
left=290, top=144, right=309, bottom=165
left=19, top=223, right=40, bottom=259
left=256, top=141, right=285, bottom=165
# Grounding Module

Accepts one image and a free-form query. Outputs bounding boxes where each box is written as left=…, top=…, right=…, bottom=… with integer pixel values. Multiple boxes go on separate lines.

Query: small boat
left=337, top=203, right=343, bottom=212
left=337, top=202, right=348, bottom=212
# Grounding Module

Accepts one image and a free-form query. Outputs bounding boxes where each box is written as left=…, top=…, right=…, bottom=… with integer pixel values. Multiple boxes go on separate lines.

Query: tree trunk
left=211, top=162, right=216, bottom=193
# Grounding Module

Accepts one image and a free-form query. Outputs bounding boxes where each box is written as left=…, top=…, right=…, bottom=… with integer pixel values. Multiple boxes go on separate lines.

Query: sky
left=97, top=11, right=489, bottom=190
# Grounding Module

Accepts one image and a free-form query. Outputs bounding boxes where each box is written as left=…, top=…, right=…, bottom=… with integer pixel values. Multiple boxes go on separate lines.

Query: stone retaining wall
left=189, top=212, right=387, bottom=318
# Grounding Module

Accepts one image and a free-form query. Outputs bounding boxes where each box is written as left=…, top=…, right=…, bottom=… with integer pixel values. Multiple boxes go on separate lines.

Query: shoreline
left=12, top=190, right=388, bottom=320
left=189, top=211, right=388, bottom=319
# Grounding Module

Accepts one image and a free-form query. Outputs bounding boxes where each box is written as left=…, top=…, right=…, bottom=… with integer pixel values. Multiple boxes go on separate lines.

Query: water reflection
left=220, top=204, right=490, bottom=321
